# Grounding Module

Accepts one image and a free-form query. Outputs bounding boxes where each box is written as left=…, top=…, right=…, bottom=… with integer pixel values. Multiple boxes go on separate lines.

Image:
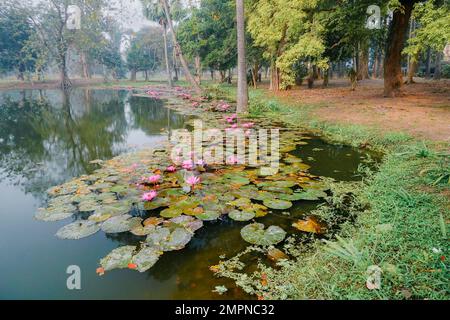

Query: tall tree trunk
left=236, top=0, right=248, bottom=113
left=357, top=41, right=370, bottom=80
left=434, top=52, right=442, bottom=80
left=373, top=50, right=379, bottom=78
left=251, top=63, right=259, bottom=89
left=322, top=69, right=329, bottom=87
left=80, top=51, right=90, bottom=79
left=195, top=55, right=202, bottom=85
left=425, top=48, right=431, bottom=79
left=60, top=52, right=71, bottom=89
left=219, top=70, right=226, bottom=83
left=406, top=51, right=419, bottom=84
left=383, top=0, right=415, bottom=97
left=131, top=69, right=137, bottom=81
left=145, top=70, right=149, bottom=81
left=173, top=49, right=179, bottom=82
left=160, top=0, right=201, bottom=94
left=162, top=23, right=173, bottom=87
left=270, top=61, right=280, bottom=91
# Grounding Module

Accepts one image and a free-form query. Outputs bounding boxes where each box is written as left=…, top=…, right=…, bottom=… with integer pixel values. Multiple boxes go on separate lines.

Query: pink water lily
left=218, top=102, right=231, bottom=111
left=196, top=159, right=206, bottom=167
left=227, top=155, right=239, bottom=165
left=147, top=175, right=161, bottom=184
left=231, top=124, right=238, bottom=129
left=142, top=190, right=157, bottom=202
left=192, top=102, right=200, bottom=107
left=166, top=165, right=177, bottom=173
left=182, top=160, right=194, bottom=170
left=186, top=175, right=201, bottom=186
left=242, top=122, right=254, bottom=129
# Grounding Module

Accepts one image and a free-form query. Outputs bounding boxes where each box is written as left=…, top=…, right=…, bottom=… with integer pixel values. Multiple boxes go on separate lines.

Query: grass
left=208, top=84, right=449, bottom=300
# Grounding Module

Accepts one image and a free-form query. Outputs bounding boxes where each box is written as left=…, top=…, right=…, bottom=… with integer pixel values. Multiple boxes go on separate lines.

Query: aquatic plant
left=142, top=191, right=157, bottom=202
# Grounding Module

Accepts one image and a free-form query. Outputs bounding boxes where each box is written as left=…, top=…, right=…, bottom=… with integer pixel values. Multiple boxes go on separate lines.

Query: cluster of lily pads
left=35, top=91, right=331, bottom=275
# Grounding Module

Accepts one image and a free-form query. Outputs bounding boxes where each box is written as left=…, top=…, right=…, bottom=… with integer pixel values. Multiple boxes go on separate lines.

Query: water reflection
left=0, top=89, right=185, bottom=200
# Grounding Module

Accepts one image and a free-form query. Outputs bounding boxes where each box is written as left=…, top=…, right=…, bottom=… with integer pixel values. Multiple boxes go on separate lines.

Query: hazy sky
left=28, top=0, right=155, bottom=31
left=108, top=0, right=154, bottom=31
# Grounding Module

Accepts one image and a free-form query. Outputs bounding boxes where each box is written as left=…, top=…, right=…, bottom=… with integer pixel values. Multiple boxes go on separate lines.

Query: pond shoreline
left=204, top=85, right=449, bottom=300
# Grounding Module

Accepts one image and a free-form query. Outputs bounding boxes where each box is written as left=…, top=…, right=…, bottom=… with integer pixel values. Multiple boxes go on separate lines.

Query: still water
left=0, top=89, right=372, bottom=299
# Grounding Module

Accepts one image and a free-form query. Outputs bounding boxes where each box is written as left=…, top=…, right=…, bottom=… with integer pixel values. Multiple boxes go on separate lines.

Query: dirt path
left=272, top=78, right=450, bottom=143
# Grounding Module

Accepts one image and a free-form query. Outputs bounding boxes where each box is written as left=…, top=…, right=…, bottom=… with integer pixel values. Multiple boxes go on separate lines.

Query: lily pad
left=130, top=224, right=156, bottom=236
left=100, top=245, right=136, bottom=271
left=263, top=199, right=293, bottom=210
left=197, top=210, right=221, bottom=221
left=146, top=227, right=193, bottom=251
left=294, top=189, right=328, bottom=200
left=257, top=181, right=297, bottom=188
left=101, top=215, right=143, bottom=234
left=35, top=205, right=76, bottom=222
left=109, top=185, right=129, bottom=194
left=169, top=216, right=204, bottom=232
left=229, top=210, right=255, bottom=221
left=56, top=220, right=100, bottom=240
left=78, top=200, right=101, bottom=212
left=277, top=193, right=310, bottom=201
left=240, top=223, right=286, bottom=246
left=261, top=186, right=294, bottom=194
left=160, top=207, right=183, bottom=218
left=131, top=246, right=163, bottom=272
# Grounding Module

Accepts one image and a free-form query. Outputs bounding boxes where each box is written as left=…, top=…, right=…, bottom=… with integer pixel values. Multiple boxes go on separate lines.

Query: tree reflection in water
left=0, top=89, right=185, bottom=201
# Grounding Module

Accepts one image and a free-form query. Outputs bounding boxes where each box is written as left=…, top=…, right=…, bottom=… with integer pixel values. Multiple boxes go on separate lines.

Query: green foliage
left=441, top=64, right=450, bottom=78
left=404, top=0, right=450, bottom=60
left=0, top=6, right=36, bottom=75
left=177, top=0, right=237, bottom=72
left=126, top=28, right=163, bottom=74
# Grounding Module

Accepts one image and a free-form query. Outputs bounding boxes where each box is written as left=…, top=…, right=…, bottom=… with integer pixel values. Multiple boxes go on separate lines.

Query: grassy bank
left=207, top=84, right=449, bottom=300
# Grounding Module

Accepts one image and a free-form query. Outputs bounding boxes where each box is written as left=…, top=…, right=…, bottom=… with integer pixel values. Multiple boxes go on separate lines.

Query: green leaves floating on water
left=101, top=215, right=143, bottom=234
left=221, top=173, right=250, bottom=185
left=240, top=223, right=286, bottom=246
left=169, top=215, right=203, bottom=233
left=256, top=180, right=297, bottom=188
left=160, top=207, right=183, bottom=218
left=146, top=227, right=193, bottom=251
left=131, top=246, right=163, bottom=272
left=109, top=185, right=129, bottom=194
left=100, top=245, right=136, bottom=271
left=78, top=200, right=101, bottom=213
left=263, top=199, right=293, bottom=210
left=35, top=204, right=76, bottom=222
left=56, top=220, right=100, bottom=240
left=197, top=210, right=221, bottom=221
left=228, top=210, right=255, bottom=221
left=294, top=189, right=328, bottom=201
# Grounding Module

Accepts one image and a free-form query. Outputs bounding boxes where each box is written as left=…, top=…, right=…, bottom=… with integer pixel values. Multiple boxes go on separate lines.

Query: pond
left=0, top=88, right=374, bottom=299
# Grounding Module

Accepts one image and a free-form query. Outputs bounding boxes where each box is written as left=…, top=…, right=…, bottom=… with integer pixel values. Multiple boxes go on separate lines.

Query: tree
left=72, top=0, right=109, bottom=79
left=178, top=0, right=238, bottom=84
left=94, top=19, right=127, bottom=81
left=383, top=0, right=423, bottom=97
left=0, top=5, right=37, bottom=79
left=126, top=28, right=162, bottom=81
left=142, top=0, right=173, bottom=87
left=27, top=0, right=75, bottom=89
left=403, top=0, right=450, bottom=82
left=247, top=0, right=327, bottom=90
left=160, top=0, right=202, bottom=93
left=236, top=0, right=248, bottom=113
